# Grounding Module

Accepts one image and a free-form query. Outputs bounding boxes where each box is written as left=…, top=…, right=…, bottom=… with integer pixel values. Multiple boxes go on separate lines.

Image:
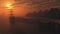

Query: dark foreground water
left=0, top=22, right=60, bottom=34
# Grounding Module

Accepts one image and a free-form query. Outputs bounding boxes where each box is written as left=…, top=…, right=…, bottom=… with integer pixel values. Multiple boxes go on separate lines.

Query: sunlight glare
left=6, top=3, right=12, bottom=9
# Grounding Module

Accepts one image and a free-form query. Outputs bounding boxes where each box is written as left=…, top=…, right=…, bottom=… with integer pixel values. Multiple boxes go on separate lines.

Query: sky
left=0, top=0, right=60, bottom=32
left=14, top=0, right=60, bottom=10
left=0, top=0, right=60, bottom=17
left=0, top=0, right=60, bottom=24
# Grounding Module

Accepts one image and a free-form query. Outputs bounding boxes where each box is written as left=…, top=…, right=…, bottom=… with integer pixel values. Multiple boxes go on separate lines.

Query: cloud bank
left=14, top=0, right=60, bottom=5
left=15, top=0, right=60, bottom=10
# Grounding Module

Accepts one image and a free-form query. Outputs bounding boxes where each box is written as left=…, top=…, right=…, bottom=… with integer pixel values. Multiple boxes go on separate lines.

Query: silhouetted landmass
left=26, top=8, right=60, bottom=34
left=44, top=8, right=60, bottom=19
left=26, top=10, right=43, bottom=17
left=26, top=8, right=60, bottom=19
left=10, top=8, right=60, bottom=34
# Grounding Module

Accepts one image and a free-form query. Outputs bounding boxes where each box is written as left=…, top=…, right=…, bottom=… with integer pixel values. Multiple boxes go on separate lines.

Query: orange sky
left=0, top=0, right=60, bottom=17
left=0, top=0, right=33, bottom=17
left=0, top=0, right=60, bottom=32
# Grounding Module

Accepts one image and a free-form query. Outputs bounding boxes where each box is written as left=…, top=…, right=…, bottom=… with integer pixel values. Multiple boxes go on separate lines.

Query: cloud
left=14, top=0, right=48, bottom=4
left=14, top=0, right=60, bottom=5
left=14, top=0, right=60, bottom=9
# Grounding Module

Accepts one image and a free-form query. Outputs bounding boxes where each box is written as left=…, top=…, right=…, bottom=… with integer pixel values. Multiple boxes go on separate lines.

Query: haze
left=0, top=0, right=60, bottom=34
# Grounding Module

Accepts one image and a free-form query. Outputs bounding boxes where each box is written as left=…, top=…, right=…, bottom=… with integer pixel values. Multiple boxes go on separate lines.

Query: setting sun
left=6, top=3, right=12, bottom=9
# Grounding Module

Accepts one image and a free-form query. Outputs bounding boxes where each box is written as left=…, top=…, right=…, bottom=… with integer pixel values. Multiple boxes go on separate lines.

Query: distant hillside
left=44, top=8, right=60, bottom=19
left=26, top=8, right=60, bottom=19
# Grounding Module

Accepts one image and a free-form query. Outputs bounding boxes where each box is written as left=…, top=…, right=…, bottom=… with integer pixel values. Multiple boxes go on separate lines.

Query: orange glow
left=6, top=3, right=12, bottom=9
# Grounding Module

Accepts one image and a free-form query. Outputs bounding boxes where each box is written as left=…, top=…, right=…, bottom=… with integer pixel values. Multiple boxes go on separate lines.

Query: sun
left=6, top=3, right=12, bottom=9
